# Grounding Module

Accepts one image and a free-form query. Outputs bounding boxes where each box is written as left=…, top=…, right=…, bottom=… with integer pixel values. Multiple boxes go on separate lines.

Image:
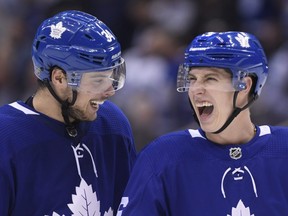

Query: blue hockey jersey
left=0, top=100, right=136, bottom=216
left=117, top=126, right=288, bottom=216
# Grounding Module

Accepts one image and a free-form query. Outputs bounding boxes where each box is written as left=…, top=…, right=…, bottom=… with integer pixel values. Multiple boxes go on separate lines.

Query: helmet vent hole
left=78, top=53, right=104, bottom=64
left=35, top=41, right=40, bottom=50
left=217, top=42, right=228, bottom=46
left=207, top=53, right=234, bottom=59
left=35, top=36, right=47, bottom=50
left=84, top=34, right=93, bottom=40
left=197, top=39, right=206, bottom=42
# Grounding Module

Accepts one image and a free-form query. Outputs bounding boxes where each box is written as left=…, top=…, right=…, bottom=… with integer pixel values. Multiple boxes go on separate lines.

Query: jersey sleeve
left=117, top=150, right=167, bottom=216
left=0, top=155, right=14, bottom=215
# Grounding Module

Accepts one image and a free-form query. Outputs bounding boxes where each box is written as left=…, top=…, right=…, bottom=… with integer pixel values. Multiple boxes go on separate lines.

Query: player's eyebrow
left=85, top=72, right=112, bottom=79
left=189, top=71, right=230, bottom=80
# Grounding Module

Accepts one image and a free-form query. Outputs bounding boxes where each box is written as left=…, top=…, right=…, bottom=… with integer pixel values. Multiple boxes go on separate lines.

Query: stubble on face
left=67, top=103, right=97, bottom=122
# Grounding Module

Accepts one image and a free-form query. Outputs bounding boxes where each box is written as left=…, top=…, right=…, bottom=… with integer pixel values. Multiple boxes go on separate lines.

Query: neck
left=205, top=111, right=255, bottom=145
left=32, top=89, right=66, bottom=123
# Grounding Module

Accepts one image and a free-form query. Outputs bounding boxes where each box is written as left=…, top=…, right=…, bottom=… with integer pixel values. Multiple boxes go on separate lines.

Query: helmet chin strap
left=212, top=91, right=257, bottom=134
left=44, top=79, right=78, bottom=137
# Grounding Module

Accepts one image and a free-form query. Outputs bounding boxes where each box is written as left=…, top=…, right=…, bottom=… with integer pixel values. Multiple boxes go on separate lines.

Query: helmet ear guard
left=234, top=80, right=247, bottom=91
left=233, top=70, right=247, bottom=91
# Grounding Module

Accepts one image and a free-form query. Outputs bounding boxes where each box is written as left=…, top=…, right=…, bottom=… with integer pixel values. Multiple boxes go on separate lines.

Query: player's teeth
left=90, top=101, right=98, bottom=107
left=204, top=102, right=212, bottom=107
left=90, top=100, right=105, bottom=107
left=196, top=102, right=212, bottom=107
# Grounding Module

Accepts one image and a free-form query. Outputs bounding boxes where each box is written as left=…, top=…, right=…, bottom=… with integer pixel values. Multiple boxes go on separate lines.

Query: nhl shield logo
left=229, top=147, right=242, bottom=160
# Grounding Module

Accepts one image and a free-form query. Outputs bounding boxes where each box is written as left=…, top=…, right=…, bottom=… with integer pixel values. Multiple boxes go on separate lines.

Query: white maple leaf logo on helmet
left=50, top=22, right=66, bottom=39
left=235, top=33, right=250, bottom=48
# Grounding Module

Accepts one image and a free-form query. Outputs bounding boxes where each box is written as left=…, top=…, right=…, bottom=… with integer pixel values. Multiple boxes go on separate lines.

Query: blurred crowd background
left=1, top=0, right=288, bottom=151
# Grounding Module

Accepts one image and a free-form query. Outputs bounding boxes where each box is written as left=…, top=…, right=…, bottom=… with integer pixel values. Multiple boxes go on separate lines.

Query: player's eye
left=205, top=76, right=217, bottom=82
left=187, top=75, right=196, bottom=82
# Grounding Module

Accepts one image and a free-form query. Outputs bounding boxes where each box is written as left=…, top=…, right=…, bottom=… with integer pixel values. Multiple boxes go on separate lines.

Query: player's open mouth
left=196, top=101, right=214, bottom=117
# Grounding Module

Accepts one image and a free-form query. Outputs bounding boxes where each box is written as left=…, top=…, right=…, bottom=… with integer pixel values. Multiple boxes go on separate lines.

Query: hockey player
left=117, top=31, right=288, bottom=215
left=0, top=10, right=136, bottom=215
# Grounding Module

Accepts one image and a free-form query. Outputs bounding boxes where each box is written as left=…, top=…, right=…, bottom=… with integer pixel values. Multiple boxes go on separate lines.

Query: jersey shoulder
left=0, top=101, right=48, bottom=158
left=261, top=125, right=288, bottom=152
left=137, top=129, right=204, bottom=173
left=145, top=129, right=204, bottom=152
left=91, top=100, right=134, bottom=138
left=269, top=125, right=288, bottom=135
left=0, top=101, right=40, bottom=129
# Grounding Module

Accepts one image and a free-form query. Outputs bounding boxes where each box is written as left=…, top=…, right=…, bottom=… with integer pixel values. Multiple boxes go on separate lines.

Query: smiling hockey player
left=117, top=31, right=288, bottom=216
left=0, top=10, right=136, bottom=215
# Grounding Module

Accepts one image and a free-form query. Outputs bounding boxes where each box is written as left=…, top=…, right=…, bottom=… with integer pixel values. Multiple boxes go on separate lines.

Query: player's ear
left=51, top=68, right=67, bottom=85
left=237, top=76, right=253, bottom=107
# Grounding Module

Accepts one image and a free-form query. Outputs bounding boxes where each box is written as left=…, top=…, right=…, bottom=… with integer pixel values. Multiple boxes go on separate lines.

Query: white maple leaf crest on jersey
left=50, top=142, right=113, bottom=216
left=51, top=178, right=113, bottom=216
left=50, top=22, right=66, bottom=39
left=68, top=178, right=113, bottom=216
left=228, top=199, right=255, bottom=216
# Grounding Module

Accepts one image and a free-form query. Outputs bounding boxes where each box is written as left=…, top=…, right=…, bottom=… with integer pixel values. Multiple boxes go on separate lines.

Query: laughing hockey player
left=117, top=31, right=288, bottom=216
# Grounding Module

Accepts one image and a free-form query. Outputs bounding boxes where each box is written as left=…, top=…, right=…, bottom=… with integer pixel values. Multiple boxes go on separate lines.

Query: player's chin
left=78, top=113, right=98, bottom=122
left=86, top=113, right=98, bottom=121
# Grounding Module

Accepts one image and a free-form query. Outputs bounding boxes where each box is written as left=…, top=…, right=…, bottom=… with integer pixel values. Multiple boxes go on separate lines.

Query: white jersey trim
left=188, top=129, right=206, bottom=139
left=259, top=125, right=271, bottom=137
left=9, top=102, right=40, bottom=115
left=188, top=126, right=270, bottom=140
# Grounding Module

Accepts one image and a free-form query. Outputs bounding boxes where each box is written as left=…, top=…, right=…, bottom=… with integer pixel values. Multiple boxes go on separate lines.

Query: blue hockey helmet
left=32, top=10, right=125, bottom=91
left=177, top=31, right=268, bottom=98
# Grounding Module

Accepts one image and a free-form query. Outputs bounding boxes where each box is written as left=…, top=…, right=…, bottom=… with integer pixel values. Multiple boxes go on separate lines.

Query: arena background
left=1, top=0, right=287, bottom=151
